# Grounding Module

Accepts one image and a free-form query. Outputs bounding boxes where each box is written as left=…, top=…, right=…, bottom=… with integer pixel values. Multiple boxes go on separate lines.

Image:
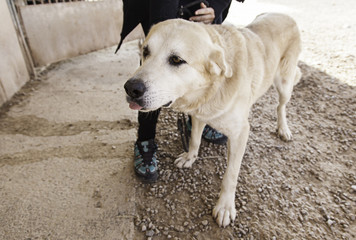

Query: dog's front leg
left=213, top=123, right=250, bottom=227
left=175, top=116, right=205, bottom=168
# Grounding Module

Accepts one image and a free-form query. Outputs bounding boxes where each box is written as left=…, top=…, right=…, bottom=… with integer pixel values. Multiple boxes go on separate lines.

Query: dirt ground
left=0, top=0, right=355, bottom=239
left=132, top=1, right=356, bottom=239
left=133, top=62, right=355, bottom=240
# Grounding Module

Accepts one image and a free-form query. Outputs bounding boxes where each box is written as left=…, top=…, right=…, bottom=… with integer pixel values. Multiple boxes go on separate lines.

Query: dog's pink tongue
left=129, top=102, right=143, bottom=110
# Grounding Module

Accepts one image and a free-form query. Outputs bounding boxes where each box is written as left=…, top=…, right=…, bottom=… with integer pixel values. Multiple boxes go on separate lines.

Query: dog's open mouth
left=128, top=101, right=172, bottom=111
left=162, top=101, right=172, bottom=107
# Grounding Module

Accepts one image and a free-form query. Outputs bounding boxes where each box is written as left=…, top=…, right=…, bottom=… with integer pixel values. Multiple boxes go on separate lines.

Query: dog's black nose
left=124, top=78, right=146, bottom=99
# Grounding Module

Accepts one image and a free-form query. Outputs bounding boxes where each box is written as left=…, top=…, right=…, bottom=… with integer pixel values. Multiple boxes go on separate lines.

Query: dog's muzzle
left=124, top=78, right=172, bottom=111
left=124, top=78, right=147, bottom=110
left=124, top=78, right=146, bottom=99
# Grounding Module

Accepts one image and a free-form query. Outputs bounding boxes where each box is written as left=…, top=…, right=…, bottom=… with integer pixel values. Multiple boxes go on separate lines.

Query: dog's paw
left=212, top=197, right=236, bottom=227
left=278, top=125, right=293, bottom=141
left=174, top=152, right=197, bottom=168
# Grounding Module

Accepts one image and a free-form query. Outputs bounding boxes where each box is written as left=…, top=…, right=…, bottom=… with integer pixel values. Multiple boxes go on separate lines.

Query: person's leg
left=137, top=109, right=161, bottom=141
left=134, top=109, right=161, bottom=183
left=134, top=1, right=179, bottom=183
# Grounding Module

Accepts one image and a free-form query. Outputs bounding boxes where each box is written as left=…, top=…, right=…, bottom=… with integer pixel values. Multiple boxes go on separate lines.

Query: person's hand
left=189, top=2, right=215, bottom=24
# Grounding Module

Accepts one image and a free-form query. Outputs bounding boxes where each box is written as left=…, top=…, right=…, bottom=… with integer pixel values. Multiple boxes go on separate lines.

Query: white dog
left=124, top=13, right=301, bottom=227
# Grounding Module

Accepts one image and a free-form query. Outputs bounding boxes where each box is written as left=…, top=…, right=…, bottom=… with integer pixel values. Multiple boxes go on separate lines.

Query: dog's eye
left=169, top=55, right=186, bottom=66
left=142, top=46, right=150, bottom=59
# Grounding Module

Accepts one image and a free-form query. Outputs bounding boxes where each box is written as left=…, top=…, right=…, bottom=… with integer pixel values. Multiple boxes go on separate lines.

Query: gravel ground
left=133, top=62, right=355, bottom=240
left=132, top=0, right=356, bottom=239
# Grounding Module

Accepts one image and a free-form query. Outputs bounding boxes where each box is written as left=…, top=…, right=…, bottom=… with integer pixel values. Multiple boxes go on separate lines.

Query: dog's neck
left=172, top=75, right=231, bottom=119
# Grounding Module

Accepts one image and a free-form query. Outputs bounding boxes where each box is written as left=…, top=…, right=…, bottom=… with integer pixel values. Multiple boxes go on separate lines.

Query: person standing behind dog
left=116, top=0, right=245, bottom=183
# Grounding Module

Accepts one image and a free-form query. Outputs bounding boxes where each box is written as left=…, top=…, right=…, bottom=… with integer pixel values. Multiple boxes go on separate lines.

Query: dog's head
left=124, top=19, right=232, bottom=112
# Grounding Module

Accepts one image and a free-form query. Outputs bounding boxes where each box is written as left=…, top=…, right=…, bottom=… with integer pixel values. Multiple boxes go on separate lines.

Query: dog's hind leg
left=175, top=116, right=205, bottom=168
left=274, top=57, right=300, bottom=141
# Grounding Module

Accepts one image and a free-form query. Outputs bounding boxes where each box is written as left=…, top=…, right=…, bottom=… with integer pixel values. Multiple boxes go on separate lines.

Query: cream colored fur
left=126, top=13, right=301, bottom=227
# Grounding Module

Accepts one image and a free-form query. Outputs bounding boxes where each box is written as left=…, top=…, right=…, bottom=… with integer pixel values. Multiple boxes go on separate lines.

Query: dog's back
left=246, top=13, right=301, bottom=50
left=244, top=13, right=302, bottom=102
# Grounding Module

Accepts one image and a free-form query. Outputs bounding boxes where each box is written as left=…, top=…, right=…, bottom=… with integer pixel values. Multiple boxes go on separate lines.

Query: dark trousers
left=138, top=0, right=179, bottom=141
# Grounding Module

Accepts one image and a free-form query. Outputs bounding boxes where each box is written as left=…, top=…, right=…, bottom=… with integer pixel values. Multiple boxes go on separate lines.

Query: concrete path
left=0, top=41, right=140, bottom=240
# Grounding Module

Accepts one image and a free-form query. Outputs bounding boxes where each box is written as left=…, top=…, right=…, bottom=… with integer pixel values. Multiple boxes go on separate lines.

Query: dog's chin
left=127, top=97, right=173, bottom=112
left=138, top=101, right=173, bottom=112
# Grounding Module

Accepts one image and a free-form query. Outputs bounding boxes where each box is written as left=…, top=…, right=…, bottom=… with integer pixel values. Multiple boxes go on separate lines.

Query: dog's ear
left=206, top=46, right=232, bottom=78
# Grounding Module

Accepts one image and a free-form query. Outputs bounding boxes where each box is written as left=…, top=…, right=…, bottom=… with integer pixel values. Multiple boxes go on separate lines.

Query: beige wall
left=19, top=0, right=123, bottom=67
left=0, top=1, right=30, bottom=106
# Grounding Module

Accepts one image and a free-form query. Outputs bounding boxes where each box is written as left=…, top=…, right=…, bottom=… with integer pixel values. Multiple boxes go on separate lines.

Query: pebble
left=131, top=102, right=355, bottom=239
left=148, top=222, right=153, bottom=229
left=175, top=226, right=184, bottom=232
left=146, top=230, right=155, bottom=237
left=327, top=219, right=335, bottom=226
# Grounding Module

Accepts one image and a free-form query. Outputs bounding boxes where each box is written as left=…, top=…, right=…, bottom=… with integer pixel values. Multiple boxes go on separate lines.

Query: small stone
left=327, top=219, right=335, bottom=226
left=183, top=221, right=189, bottom=227
left=141, top=225, right=147, bottom=232
left=175, top=226, right=184, bottom=232
left=351, top=185, right=356, bottom=192
left=146, top=230, right=155, bottom=237
left=148, top=222, right=153, bottom=229
left=300, top=209, right=308, bottom=216
left=202, top=220, right=208, bottom=226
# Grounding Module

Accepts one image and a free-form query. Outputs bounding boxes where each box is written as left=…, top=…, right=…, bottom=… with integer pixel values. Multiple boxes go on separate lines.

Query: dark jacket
left=115, top=0, right=245, bottom=53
